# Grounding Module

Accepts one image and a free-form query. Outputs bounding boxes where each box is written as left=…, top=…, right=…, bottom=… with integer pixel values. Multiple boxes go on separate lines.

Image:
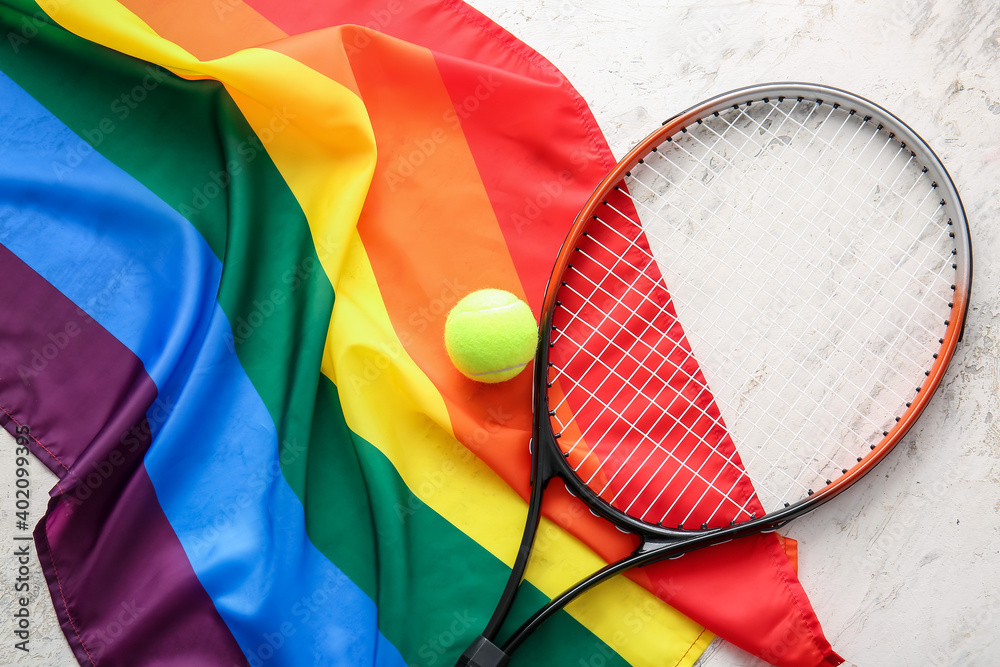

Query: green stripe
left=0, top=3, right=635, bottom=665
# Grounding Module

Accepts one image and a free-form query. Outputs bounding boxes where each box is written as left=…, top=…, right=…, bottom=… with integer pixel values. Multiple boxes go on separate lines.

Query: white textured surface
left=2, top=1, right=999, bottom=666
left=0, top=433, right=70, bottom=666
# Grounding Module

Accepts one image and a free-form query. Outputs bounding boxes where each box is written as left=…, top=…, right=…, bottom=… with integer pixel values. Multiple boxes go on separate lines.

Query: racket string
left=549, top=286, right=724, bottom=472
left=548, top=96, right=957, bottom=527
left=549, top=334, right=745, bottom=516
left=607, top=103, right=890, bottom=516
left=549, top=222, right=761, bottom=491
left=550, top=246, right=764, bottom=523
left=631, top=102, right=952, bottom=484
left=656, top=117, right=952, bottom=512
left=548, top=222, right=769, bottom=524
left=550, top=281, right=708, bottom=471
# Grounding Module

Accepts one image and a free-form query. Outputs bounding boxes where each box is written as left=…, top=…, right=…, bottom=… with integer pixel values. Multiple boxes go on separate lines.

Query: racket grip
left=455, top=636, right=510, bottom=667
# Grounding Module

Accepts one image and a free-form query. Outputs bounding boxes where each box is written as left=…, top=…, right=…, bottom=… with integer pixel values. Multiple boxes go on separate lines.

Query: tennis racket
left=457, top=82, right=972, bottom=667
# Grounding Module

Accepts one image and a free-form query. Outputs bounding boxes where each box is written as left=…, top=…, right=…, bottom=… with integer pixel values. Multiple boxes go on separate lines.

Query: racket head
left=533, top=82, right=971, bottom=540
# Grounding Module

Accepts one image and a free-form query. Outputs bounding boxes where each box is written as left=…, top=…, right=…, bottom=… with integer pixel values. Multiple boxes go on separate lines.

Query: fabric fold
left=0, top=0, right=842, bottom=665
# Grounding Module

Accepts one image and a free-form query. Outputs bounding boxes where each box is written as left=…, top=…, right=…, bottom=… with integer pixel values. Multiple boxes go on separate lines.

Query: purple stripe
left=0, top=244, right=247, bottom=666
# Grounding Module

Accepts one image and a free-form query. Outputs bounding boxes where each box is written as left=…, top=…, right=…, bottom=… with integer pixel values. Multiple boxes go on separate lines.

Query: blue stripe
left=0, top=71, right=404, bottom=667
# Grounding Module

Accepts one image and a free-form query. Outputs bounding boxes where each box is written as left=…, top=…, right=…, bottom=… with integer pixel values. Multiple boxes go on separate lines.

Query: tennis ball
left=445, top=289, right=538, bottom=383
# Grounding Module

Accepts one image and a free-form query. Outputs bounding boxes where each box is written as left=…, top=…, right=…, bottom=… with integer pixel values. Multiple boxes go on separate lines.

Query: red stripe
left=552, top=192, right=763, bottom=528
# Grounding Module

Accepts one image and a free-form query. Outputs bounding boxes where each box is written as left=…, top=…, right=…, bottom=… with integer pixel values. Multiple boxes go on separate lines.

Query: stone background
left=2, top=1, right=998, bottom=665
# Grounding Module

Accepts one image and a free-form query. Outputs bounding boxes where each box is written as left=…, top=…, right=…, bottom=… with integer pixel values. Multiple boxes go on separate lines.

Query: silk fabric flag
left=0, top=0, right=842, bottom=665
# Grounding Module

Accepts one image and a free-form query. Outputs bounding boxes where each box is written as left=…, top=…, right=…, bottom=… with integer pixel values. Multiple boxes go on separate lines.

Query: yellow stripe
left=330, top=235, right=710, bottom=665
left=46, top=2, right=708, bottom=664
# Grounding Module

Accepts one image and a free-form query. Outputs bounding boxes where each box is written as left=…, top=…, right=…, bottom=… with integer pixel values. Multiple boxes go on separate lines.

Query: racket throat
left=456, top=636, right=510, bottom=667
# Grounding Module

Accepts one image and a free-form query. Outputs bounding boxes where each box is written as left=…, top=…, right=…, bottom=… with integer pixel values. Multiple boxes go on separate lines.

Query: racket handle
left=456, top=636, right=510, bottom=667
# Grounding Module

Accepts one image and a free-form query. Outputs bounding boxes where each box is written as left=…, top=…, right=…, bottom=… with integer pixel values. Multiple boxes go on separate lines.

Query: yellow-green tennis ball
left=445, top=289, right=538, bottom=383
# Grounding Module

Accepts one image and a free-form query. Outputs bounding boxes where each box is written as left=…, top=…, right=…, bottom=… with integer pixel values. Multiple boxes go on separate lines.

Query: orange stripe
left=117, top=0, right=284, bottom=61
left=117, top=0, right=362, bottom=96
left=344, top=33, right=531, bottom=440
left=778, top=534, right=798, bottom=573
left=341, top=30, right=652, bottom=559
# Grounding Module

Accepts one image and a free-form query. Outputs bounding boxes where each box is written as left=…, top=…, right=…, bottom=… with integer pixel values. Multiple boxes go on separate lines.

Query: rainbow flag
left=0, top=0, right=842, bottom=665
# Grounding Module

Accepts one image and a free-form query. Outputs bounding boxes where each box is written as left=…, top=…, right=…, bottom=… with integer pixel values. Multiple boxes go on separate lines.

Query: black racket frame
left=457, top=82, right=973, bottom=667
